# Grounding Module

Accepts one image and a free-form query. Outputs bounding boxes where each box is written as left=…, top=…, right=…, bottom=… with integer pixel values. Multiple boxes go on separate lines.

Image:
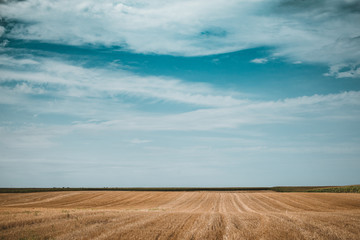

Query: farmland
left=0, top=191, right=360, bottom=239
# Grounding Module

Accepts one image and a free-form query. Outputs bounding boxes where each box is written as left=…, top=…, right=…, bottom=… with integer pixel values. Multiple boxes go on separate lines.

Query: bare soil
left=0, top=191, right=359, bottom=239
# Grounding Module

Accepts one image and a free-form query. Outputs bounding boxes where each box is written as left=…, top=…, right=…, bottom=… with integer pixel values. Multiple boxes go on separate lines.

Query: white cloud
left=0, top=26, right=5, bottom=38
left=324, top=64, right=360, bottom=78
left=11, top=82, right=45, bottom=95
left=71, top=91, right=360, bottom=131
left=1, top=56, right=359, bottom=133
left=250, top=58, right=268, bottom=64
left=0, top=56, right=244, bottom=108
left=0, top=55, right=39, bottom=66
left=1, top=0, right=359, bottom=71
left=1, top=56, right=360, bottom=132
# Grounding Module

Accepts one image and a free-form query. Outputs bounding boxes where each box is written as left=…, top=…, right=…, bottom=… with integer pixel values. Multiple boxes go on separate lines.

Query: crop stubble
left=0, top=191, right=359, bottom=239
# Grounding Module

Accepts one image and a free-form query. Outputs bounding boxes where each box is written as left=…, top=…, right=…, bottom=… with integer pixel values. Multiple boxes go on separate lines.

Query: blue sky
left=0, top=0, right=360, bottom=187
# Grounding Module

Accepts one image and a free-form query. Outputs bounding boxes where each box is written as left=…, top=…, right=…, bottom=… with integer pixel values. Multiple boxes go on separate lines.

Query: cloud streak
left=0, top=55, right=243, bottom=108
left=1, top=55, right=359, bottom=133
left=1, top=0, right=359, bottom=72
left=250, top=58, right=268, bottom=64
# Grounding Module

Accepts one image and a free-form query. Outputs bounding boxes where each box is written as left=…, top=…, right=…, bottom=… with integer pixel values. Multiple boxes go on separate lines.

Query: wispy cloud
left=324, top=64, right=360, bottom=78
left=0, top=26, right=5, bottom=38
left=79, top=91, right=360, bottom=131
left=1, top=0, right=359, bottom=72
left=250, top=58, right=268, bottom=64
left=0, top=55, right=243, bottom=108
left=1, top=55, right=359, bottom=132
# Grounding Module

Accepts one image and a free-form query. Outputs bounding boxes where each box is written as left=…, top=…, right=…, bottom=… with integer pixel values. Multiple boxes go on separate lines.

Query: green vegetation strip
left=271, top=186, right=330, bottom=192
left=308, top=185, right=360, bottom=193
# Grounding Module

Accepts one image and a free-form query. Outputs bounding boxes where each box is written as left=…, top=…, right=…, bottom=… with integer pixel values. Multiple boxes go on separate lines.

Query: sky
left=0, top=0, right=360, bottom=187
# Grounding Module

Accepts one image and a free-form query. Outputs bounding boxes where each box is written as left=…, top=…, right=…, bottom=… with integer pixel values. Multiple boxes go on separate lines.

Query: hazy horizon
left=1, top=0, right=360, bottom=187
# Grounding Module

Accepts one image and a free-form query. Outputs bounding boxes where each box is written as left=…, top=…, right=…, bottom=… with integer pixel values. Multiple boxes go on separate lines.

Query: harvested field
left=0, top=191, right=360, bottom=239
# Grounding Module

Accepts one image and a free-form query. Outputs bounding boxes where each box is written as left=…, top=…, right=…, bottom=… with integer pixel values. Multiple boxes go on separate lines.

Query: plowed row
left=1, top=191, right=360, bottom=239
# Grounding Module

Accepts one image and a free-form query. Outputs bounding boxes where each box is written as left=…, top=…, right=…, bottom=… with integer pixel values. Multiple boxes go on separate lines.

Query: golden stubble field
left=0, top=191, right=360, bottom=239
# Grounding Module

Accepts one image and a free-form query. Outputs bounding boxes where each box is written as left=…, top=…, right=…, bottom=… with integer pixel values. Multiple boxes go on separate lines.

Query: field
left=0, top=191, right=360, bottom=239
